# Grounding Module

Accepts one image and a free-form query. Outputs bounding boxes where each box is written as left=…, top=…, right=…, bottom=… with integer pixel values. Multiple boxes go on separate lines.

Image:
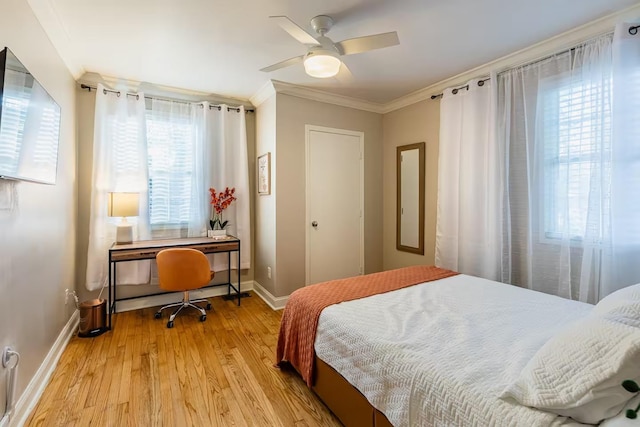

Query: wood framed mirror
left=396, top=142, right=425, bottom=255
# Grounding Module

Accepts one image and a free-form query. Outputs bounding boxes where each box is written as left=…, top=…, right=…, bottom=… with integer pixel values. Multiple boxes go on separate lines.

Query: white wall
left=0, top=0, right=77, bottom=417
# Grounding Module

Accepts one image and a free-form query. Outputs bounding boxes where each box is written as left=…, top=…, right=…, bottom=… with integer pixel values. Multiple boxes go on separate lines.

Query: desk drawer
left=199, top=242, right=240, bottom=253
left=111, top=248, right=160, bottom=261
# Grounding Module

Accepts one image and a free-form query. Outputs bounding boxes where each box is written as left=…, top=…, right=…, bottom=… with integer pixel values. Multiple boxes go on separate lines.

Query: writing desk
left=108, top=236, right=241, bottom=330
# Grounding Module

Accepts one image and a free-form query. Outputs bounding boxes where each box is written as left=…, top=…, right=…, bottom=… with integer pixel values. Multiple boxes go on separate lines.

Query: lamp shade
left=107, top=192, right=139, bottom=218
left=304, top=50, right=341, bottom=78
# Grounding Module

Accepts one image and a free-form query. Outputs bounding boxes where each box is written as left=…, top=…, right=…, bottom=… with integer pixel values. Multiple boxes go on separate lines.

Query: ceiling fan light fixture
left=304, top=50, right=341, bottom=78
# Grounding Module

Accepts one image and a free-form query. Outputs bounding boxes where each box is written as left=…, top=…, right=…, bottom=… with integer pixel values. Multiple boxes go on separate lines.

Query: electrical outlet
left=267, top=267, right=271, bottom=279
left=65, top=289, right=77, bottom=306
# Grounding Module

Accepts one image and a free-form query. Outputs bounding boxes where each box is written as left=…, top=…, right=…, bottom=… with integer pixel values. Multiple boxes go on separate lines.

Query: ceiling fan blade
left=260, top=55, right=305, bottom=73
left=335, top=62, right=354, bottom=83
left=335, top=31, right=399, bottom=56
left=270, top=16, right=319, bottom=46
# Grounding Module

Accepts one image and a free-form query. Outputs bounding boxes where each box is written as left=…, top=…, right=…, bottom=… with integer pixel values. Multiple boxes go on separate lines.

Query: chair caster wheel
left=154, top=312, right=162, bottom=319
left=200, top=315, right=207, bottom=322
left=206, top=303, right=212, bottom=310
left=167, top=321, right=174, bottom=328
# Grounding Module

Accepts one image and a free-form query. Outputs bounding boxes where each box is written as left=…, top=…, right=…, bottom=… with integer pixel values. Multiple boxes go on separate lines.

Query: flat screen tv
left=0, top=47, right=61, bottom=185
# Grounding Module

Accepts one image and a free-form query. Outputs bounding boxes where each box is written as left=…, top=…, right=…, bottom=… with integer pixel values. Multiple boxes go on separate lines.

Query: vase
left=208, top=229, right=227, bottom=237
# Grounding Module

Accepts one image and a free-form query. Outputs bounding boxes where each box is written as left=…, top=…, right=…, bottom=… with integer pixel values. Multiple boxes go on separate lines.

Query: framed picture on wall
left=258, top=152, right=271, bottom=195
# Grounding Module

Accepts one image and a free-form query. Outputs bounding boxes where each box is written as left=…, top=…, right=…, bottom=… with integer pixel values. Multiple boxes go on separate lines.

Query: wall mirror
left=397, top=142, right=425, bottom=255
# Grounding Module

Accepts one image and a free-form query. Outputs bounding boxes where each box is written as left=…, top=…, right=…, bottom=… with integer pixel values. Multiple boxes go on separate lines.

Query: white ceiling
left=31, top=0, right=640, bottom=104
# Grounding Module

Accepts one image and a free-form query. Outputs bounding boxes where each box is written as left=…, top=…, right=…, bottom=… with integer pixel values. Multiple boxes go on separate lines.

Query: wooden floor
left=26, top=292, right=341, bottom=426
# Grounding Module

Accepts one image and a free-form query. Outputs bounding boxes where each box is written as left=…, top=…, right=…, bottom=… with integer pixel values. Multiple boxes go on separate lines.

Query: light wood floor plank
left=26, top=292, right=341, bottom=427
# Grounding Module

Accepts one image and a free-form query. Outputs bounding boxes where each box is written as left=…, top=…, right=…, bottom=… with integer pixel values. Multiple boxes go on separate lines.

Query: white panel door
left=306, top=126, right=363, bottom=285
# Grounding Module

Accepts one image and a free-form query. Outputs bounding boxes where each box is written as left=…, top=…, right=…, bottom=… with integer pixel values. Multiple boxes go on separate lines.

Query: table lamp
left=107, top=192, right=139, bottom=244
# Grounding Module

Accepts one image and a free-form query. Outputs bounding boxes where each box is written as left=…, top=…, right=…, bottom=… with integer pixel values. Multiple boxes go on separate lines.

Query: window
left=104, top=101, right=197, bottom=235
left=539, top=74, right=612, bottom=242
left=146, top=111, right=195, bottom=230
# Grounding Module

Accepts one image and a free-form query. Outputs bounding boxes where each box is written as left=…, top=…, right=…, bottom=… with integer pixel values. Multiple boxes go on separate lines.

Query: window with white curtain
left=105, top=101, right=196, bottom=234
left=106, top=115, right=147, bottom=229
left=539, top=74, right=612, bottom=243
left=112, top=117, right=145, bottom=182
left=145, top=111, right=194, bottom=230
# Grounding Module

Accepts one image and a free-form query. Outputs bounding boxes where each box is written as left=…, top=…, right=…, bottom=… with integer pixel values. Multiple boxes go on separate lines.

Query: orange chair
left=154, top=248, right=214, bottom=328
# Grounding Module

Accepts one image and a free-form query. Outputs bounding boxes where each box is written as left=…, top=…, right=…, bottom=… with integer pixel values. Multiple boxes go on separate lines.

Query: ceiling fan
left=260, top=15, right=400, bottom=79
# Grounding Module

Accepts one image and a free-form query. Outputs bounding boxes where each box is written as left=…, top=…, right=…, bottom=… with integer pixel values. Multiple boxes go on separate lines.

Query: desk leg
left=227, top=251, right=231, bottom=299
left=238, top=241, right=241, bottom=306
left=108, top=254, right=112, bottom=330
left=113, top=262, right=117, bottom=318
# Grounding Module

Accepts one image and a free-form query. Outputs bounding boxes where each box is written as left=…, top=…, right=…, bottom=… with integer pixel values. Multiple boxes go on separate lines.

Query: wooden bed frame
left=312, top=357, right=393, bottom=427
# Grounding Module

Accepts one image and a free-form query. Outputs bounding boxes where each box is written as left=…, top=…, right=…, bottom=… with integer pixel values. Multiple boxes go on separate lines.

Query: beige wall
left=254, top=95, right=277, bottom=295
left=75, top=89, right=256, bottom=303
left=0, top=0, right=77, bottom=415
left=382, top=100, right=440, bottom=270
left=76, top=89, right=95, bottom=303
left=273, top=94, right=383, bottom=297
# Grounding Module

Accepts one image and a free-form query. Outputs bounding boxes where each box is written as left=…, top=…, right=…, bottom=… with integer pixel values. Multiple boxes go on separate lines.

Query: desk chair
left=154, top=248, right=214, bottom=328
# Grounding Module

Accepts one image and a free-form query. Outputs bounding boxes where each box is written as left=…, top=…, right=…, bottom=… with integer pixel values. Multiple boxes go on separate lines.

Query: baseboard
left=9, top=310, right=79, bottom=427
left=115, top=281, right=255, bottom=313
left=252, top=281, right=289, bottom=310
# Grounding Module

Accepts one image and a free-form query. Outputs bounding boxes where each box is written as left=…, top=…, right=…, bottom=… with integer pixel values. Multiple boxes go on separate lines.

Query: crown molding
left=383, top=2, right=640, bottom=113
left=78, top=72, right=254, bottom=107
left=249, top=79, right=386, bottom=114
left=270, top=80, right=386, bottom=114
left=249, top=80, right=277, bottom=107
left=27, top=0, right=85, bottom=79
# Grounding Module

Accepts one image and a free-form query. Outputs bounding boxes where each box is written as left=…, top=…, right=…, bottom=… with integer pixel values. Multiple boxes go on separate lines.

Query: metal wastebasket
left=78, top=299, right=107, bottom=337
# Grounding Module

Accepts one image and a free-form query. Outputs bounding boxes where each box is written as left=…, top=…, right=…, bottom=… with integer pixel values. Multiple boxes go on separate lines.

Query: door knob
left=311, top=221, right=318, bottom=228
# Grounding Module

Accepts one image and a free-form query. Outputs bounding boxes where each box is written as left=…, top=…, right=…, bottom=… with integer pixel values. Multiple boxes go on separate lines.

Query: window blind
left=146, top=112, right=194, bottom=228
left=540, top=75, right=612, bottom=241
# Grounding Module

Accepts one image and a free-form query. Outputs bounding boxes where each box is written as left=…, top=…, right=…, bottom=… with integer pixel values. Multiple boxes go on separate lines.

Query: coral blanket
left=276, top=265, right=458, bottom=386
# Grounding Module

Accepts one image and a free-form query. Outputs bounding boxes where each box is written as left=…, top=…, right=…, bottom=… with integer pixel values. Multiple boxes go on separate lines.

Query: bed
left=276, top=266, right=640, bottom=427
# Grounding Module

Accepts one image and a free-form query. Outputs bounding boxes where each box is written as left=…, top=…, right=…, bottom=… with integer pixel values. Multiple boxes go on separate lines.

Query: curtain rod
left=430, top=78, right=490, bottom=100
left=430, top=29, right=618, bottom=101
left=79, top=84, right=255, bottom=113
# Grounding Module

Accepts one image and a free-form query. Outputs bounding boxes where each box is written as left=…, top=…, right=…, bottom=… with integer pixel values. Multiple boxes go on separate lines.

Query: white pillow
left=500, top=310, right=640, bottom=424
left=594, top=283, right=640, bottom=319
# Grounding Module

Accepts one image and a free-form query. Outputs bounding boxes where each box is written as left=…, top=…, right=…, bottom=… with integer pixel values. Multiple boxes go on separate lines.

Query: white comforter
left=314, top=274, right=594, bottom=427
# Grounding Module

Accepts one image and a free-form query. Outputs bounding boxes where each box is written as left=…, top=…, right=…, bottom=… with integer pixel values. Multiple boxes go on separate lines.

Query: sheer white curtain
left=435, top=78, right=504, bottom=280
left=601, top=23, right=640, bottom=298
left=206, top=105, right=251, bottom=271
left=497, top=35, right=615, bottom=302
left=85, top=90, right=251, bottom=289
left=86, top=84, right=150, bottom=291
left=145, top=98, right=206, bottom=239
